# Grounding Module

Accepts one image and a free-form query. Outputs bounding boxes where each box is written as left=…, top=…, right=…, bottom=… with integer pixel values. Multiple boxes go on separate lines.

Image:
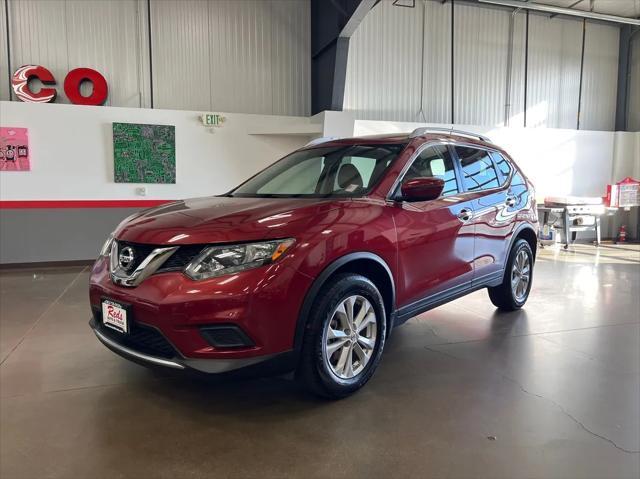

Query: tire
left=296, top=273, right=387, bottom=399
left=488, top=239, right=534, bottom=311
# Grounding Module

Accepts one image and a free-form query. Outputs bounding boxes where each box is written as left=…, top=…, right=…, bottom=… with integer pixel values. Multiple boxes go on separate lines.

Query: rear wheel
left=296, top=274, right=386, bottom=399
left=488, top=239, right=534, bottom=311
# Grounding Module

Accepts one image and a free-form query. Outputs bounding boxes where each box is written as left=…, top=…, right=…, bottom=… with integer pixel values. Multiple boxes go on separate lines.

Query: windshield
left=229, top=144, right=405, bottom=198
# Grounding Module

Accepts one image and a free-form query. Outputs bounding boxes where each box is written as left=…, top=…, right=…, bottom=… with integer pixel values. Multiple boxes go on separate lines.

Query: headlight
left=185, top=239, right=295, bottom=280
left=99, top=214, right=139, bottom=257
left=99, top=233, right=115, bottom=257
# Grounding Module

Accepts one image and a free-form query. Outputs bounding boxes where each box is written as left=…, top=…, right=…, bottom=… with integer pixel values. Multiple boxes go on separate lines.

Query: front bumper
left=89, top=255, right=313, bottom=368
left=90, top=318, right=281, bottom=373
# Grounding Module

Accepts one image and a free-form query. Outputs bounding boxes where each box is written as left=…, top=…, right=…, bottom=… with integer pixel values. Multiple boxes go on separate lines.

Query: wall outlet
left=135, top=187, right=147, bottom=196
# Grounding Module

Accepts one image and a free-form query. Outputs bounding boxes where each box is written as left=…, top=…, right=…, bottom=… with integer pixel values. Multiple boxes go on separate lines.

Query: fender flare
left=292, top=252, right=396, bottom=352
left=498, top=223, right=538, bottom=286
left=509, top=223, right=538, bottom=258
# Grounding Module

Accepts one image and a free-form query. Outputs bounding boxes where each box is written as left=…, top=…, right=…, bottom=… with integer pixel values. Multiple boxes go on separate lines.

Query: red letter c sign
left=63, top=68, right=109, bottom=106
left=11, top=65, right=57, bottom=103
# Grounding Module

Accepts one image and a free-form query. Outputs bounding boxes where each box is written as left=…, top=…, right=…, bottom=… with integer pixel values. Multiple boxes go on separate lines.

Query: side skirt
left=394, top=270, right=504, bottom=326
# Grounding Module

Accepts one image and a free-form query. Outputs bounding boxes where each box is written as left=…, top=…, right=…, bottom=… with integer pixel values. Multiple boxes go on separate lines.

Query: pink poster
left=0, top=127, right=30, bottom=171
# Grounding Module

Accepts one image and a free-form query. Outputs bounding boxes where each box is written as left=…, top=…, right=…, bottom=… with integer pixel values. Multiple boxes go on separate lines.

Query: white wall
left=344, top=0, right=620, bottom=131
left=1, top=0, right=310, bottom=116
left=0, top=101, right=315, bottom=201
left=2, top=100, right=636, bottom=205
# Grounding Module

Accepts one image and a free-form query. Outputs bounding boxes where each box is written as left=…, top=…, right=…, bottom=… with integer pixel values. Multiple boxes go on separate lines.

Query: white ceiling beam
left=340, top=0, right=379, bottom=38
left=477, top=0, right=640, bottom=25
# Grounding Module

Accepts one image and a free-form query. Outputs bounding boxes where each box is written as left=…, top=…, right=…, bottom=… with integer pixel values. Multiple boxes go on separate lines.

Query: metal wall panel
left=269, top=0, right=311, bottom=116
left=65, top=0, right=147, bottom=108
left=344, top=0, right=451, bottom=123
left=527, top=13, right=583, bottom=129
left=209, top=0, right=274, bottom=115
left=4, top=0, right=308, bottom=115
left=629, top=34, right=640, bottom=132
left=152, top=0, right=310, bottom=116
left=507, top=10, right=527, bottom=127
left=347, top=1, right=597, bottom=130
left=8, top=0, right=68, bottom=103
left=0, top=0, right=8, bottom=101
left=453, top=3, right=525, bottom=127
left=581, top=22, right=619, bottom=131
left=8, top=0, right=147, bottom=107
left=151, top=0, right=212, bottom=111
left=346, top=1, right=620, bottom=131
left=344, top=0, right=423, bottom=121
left=2, top=0, right=622, bottom=127
left=421, top=0, right=452, bottom=124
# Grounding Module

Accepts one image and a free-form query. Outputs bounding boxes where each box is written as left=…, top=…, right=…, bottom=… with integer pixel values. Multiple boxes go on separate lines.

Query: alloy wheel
left=323, top=295, right=378, bottom=380
left=511, top=249, right=531, bottom=302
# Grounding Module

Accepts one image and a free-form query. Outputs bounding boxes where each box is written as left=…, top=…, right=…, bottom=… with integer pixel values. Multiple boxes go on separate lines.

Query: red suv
left=90, top=128, right=538, bottom=398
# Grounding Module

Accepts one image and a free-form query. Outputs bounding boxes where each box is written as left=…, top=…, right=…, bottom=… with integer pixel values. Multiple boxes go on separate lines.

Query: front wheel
left=296, top=274, right=387, bottom=399
left=488, top=239, right=534, bottom=311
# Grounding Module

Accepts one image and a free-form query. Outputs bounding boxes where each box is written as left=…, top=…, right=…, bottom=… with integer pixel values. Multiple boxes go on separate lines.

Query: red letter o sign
left=63, top=68, right=109, bottom=106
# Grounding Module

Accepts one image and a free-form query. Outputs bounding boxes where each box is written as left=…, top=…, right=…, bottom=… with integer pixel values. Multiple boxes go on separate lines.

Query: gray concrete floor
left=1, top=244, right=639, bottom=479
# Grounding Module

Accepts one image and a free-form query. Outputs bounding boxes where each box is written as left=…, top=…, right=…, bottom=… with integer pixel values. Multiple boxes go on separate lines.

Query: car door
left=452, top=145, right=513, bottom=284
left=391, top=143, right=476, bottom=311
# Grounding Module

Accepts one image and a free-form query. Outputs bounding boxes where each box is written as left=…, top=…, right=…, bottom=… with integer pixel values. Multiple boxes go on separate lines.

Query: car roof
left=305, top=132, right=496, bottom=150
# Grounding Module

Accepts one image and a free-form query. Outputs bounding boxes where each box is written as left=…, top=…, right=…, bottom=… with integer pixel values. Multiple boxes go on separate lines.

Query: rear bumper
left=90, top=318, right=294, bottom=374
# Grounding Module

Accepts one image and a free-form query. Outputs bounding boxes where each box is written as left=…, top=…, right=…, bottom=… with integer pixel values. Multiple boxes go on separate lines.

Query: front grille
left=157, top=244, right=205, bottom=271
left=114, top=241, right=205, bottom=274
left=116, top=241, right=155, bottom=272
left=93, top=309, right=178, bottom=359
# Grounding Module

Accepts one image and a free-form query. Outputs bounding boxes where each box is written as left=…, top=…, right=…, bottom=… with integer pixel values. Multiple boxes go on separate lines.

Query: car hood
left=115, top=196, right=344, bottom=245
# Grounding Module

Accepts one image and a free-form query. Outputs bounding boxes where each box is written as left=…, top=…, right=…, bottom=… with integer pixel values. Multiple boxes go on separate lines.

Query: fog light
left=200, top=325, right=254, bottom=349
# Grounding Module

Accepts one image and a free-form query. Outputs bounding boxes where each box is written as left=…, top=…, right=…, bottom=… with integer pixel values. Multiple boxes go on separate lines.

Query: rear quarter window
left=489, top=151, right=513, bottom=185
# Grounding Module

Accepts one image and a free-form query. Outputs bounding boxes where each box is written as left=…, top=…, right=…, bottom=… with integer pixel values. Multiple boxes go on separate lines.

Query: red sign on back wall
left=11, top=65, right=109, bottom=106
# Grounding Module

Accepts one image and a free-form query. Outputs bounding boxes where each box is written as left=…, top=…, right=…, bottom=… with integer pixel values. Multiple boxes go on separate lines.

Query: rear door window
left=455, top=146, right=500, bottom=192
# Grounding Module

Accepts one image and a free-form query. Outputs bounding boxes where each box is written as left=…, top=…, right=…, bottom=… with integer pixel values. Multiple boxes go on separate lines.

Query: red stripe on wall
left=0, top=200, right=173, bottom=209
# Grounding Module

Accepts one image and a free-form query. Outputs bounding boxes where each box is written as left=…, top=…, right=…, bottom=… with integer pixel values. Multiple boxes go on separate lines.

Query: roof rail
left=408, top=127, right=492, bottom=143
left=304, top=136, right=337, bottom=147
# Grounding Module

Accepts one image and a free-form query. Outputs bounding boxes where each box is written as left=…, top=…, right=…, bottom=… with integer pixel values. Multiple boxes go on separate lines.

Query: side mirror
left=400, top=177, right=444, bottom=202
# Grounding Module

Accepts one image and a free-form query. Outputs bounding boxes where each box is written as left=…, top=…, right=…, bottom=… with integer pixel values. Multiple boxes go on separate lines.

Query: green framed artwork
left=113, top=123, right=176, bottom=183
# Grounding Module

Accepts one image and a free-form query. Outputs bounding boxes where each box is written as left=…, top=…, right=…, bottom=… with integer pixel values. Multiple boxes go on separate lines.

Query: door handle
left=505, top=196, right=516, bottom=207
left=457, top=208, right=472, bottom=222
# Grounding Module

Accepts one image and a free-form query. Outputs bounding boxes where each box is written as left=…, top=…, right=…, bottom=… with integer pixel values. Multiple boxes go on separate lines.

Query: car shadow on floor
left=104, top=307, right=530, bottom=421
left=487, top=308, right=529, bottom=349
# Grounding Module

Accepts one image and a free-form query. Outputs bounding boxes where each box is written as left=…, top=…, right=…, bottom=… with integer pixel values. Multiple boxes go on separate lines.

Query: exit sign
left=201, top=113, right=226, bottom=127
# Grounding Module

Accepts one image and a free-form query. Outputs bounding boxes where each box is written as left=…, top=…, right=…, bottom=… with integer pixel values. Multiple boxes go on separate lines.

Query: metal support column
left=311, top=0, right=378, bottom=114
left=615, top=25, right=636, bottom=131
